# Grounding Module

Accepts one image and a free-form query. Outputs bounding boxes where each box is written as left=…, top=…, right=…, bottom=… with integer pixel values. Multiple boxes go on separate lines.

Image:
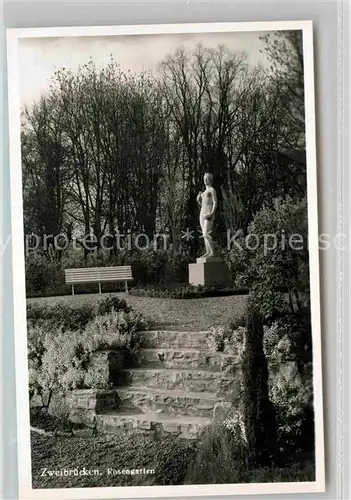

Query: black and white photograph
left=7, top=21, right=324, bottom=498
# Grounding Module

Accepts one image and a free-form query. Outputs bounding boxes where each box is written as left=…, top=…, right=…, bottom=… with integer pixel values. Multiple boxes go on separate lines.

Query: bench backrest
left=65, top=266, right=133, bottom=284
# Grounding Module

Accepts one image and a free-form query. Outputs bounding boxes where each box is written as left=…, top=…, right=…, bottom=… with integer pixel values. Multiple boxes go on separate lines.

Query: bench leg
left=125, top=281, right=129, bottom=294
left=71, top=284, right=75, bottom=296
left=98, top=281, right=102, bottom=294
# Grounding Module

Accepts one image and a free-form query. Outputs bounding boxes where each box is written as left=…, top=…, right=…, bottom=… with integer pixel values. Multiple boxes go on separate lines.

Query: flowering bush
left=40, top=329, right=87, bottom=393
left=81, top=310, right=147, bottom=352
left=28, top=305, right=148, bottom=407
left=262, top=316, right=314, bottom=458
left=224, top=326, right=246, bottom=358
left=206, top=323, right=246, bottom=355
left=214, top=308, right=314, bottom=462
left=223, top=410, right=248, bottom=445
left=205, top=326, right=229, bottom=352
left=263, top=321, right=292, bottom=362
left=269, top=363, right=314, bottom=456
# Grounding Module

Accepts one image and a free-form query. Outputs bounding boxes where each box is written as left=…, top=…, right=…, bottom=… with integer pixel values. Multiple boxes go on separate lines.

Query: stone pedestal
left=188, top=256, right=231, bottom=287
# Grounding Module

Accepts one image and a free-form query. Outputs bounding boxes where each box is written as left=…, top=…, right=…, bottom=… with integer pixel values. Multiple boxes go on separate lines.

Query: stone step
left=140, top=330, right=210, bottom=350
left=118, top=367, right=240, bottom=394
left=96, top=411, right=211, bottom=439
left=138, top=348, right=239, bottom=371
left=116, top=386, right=223, bottom=418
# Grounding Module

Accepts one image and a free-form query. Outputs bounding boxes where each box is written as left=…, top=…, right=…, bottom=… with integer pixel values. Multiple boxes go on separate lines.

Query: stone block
left=188, top=258, right=231, bottom=286
left=69, top=408, right=97, bottom=426
left=86, top=350, right=128, bottom=387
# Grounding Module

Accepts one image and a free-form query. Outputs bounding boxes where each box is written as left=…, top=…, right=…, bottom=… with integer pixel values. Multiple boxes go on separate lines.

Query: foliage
left=22, top=36, right=307, bottom=273
left=262, top=310, right=314, bottom=460
left=269, top=362, right=314, bottom=460
left=226, top=197, right=309, bottom=320
left=224, top=326, right=247, bottom=357
left=95, top=295, right=130, bottom=316
left=241, top=300, right=277, bottom=467
left=260, top=31, right=305, bottom=146
left=25, top=246, right=194, bottom=297
left=186, top=423, right=249, bottom=484
left=263, top=321, right=292, bottom=363
left=25, top=252, right=67, bottom=297
left=28, top=302, right=147, bottom=403
left=205, top=315, right=246, bottom=354
left=29, top=327, right=86, bottom=403
left=28, top=324, right=47, bottom=400
left=272, top=308, right=313, bottom=363
left=27, top=294, right=129, bottom=331
left=81, top=310, right=147, bottom=352
left=223, top=408, right=248, bottom=446
left=205, top=326, right=229, bottom=352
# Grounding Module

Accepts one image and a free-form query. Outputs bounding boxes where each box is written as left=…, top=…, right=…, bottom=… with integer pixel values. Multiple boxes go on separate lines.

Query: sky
left=19, top=30, right=275, bottom=105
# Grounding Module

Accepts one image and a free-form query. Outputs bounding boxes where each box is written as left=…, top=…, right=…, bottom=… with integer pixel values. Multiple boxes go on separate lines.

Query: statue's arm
left=196, top=191, right=202, bottom=207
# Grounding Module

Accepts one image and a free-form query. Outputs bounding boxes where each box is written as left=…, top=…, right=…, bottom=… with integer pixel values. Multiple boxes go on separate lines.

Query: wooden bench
left=65, top=266, right=133, bottom=295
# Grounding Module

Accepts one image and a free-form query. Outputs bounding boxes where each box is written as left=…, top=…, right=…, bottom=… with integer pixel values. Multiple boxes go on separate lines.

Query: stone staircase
left=68, top=329, right=241, bottom=439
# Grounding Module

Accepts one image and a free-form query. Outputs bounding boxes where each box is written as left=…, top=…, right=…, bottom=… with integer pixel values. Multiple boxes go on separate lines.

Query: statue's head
left=204, top=172, right=213, bottom=187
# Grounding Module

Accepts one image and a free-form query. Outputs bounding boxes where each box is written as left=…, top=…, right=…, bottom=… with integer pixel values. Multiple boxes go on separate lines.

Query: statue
left=196, top=172, right=218, bottom=258
left=189, top=172, right=229, bottom=286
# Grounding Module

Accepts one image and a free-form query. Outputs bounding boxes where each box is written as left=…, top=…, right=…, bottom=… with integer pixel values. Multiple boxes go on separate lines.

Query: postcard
left=7, top=21, right=324, bottom=499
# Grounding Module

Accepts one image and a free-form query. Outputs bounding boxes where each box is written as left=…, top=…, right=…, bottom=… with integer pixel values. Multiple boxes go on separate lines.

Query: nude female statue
left=196, top=173, right=218, bottom=258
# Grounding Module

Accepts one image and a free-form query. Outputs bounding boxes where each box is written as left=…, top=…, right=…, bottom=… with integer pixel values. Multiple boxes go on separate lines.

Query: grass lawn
left=31, top=432, right=165, bottom=488
left=31, top=430, right=196, bottom=489
left=27, top=292, right=248, bottom=330
left=31, top=429, right=315, bottom=489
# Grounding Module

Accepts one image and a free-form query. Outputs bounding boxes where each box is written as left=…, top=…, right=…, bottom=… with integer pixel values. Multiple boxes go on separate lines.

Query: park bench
left=65, top=266, right=133, bottom=295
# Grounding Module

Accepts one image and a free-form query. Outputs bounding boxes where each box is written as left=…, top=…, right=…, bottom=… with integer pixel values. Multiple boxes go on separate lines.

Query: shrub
left=27, top=294, right=129, bottom=332
left=205, top=326, right=229, bottom=352
left=242, top=300, right=277, bottom=467
left=28, top=305, right=147, bottom=405
left=271, top=308, right=313, bottom=364
left=262, top=310, right=314, bottom=461
left=81, top=310, right=147, bottom=352
left=25, top=252, right=67, bottom=297
left=205, top=320, right=246, bottom=356
left=270, top=366, right=314, bottom=460
left=28, top=302, right=96, bottom=332
left=224, top=326, right=246, bottom=357
left=223, top=408, right=248, bottom=446
left=225, top=197, right=309, bottom=320
left=28, top=324, right=47, bottom=401
left=95, top=295, right=130, bottom=316
left=130, top=283, right=244, bottom=299
left=186, top=423, right=249, bottom=484
left=26, top=246, right=195, bottom=297
left=263, top=321, right=292, bottom=362
left=206, top=305, right=314, bottom=465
